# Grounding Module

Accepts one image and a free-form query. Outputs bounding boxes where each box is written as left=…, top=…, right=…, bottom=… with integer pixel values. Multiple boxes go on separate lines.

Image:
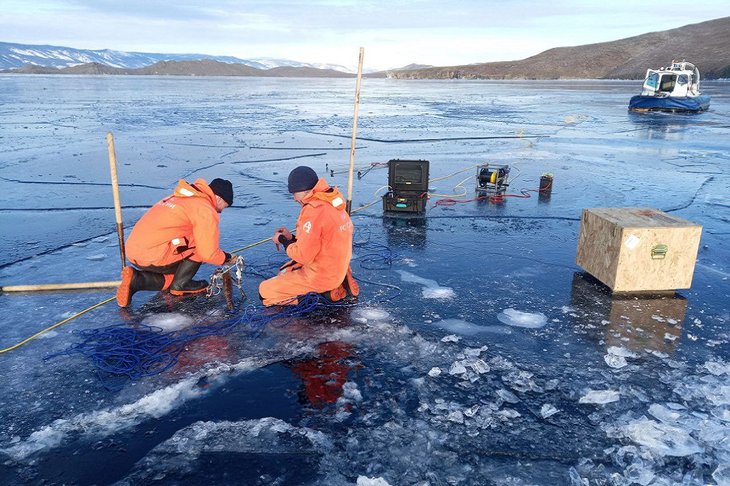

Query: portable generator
left=475, top=164, right=509, bottom=196
left=382, top=159, right=429, bottom=214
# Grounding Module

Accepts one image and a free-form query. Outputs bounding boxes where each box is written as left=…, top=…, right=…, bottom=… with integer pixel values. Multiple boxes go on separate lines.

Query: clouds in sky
left=1, top=0, right=728, bottom=70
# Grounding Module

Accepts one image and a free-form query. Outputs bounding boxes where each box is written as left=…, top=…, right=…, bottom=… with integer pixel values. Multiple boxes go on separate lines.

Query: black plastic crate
left=382, top=193, right=428, bottom=214
left=388, top=159, right=429, bottom=193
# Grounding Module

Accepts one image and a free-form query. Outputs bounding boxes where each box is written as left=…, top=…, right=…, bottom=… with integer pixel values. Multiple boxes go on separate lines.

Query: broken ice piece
left=604, top=354, right=628, bottom=369
left=449, top=361, right=468, bottom=375
left=470, top=359, right=491, bottom=374
left=540, top=404, right=559, bottom=419
left=428, top=367, right=442, bottom=377
left=579, top=390, right=620, bottom=405
left=441, top=334, right=461, bottom=343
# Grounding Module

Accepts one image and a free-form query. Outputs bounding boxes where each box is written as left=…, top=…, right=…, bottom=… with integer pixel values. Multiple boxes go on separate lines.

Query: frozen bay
left=1, top=75, right=729, bottom=485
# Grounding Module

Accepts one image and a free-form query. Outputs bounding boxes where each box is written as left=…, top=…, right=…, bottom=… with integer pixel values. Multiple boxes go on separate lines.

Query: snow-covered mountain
left=0, top=41, right=353, bottom=73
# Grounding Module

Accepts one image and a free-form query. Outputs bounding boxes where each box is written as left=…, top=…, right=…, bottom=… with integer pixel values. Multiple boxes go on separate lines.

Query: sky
left=1, top=0, right=728, bottom=71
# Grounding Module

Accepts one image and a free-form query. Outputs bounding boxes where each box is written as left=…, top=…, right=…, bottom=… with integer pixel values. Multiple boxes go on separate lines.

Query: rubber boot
left=116, top=267, right=166, bottom=307
left=169, top=259, right=209, bottom=296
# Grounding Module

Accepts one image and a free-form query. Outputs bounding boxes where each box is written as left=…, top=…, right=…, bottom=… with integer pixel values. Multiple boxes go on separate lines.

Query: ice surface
left=496, top=308, right=548, bottom=328
left=2, top=77, right=729, bottom=485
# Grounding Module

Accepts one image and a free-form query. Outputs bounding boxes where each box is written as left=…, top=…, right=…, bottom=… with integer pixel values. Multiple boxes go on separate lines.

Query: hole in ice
left=352, top=307, right=390, bottom=324
left=496, top=308, right=548, bottom=328
left=141, top=313, right=196, bottom=331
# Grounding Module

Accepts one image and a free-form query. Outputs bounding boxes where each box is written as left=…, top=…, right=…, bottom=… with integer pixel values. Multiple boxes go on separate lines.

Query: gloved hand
left=224, top=252, right=238, bottom=264
left=272, top=227, right=293, bottom=251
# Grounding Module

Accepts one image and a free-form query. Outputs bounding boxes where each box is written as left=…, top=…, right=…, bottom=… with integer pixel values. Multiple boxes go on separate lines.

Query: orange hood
left=173, top=178, right=217, bottom=207
left=302, top=178, right=346, bottom=210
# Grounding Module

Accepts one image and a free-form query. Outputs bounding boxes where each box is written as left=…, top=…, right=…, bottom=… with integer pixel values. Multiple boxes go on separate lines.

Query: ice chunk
left=342, top=382, right=362, bottom=402
left=357, top=477, right=391, bottom=486
left=579, top=390, right=620, bottom=405
left=428, top=367, right=442, bottom=377
left=604, top=354, right=627, bottom=369
left=713, top=464, right=730, bottom=486
left=441, top=334, right=461, bottom=343
left=648, top=404, right=681, bottom=423
left=607, top=346, right=638, bottom=358
left=624, top=462, right=654, bottom=486
left=447, top=410, right=464, bottom=424
left=141, top=313, right=196, bottom=331
left=496, top=389, right=520, bottom=404
left=541, top=404, right=559, bottom=419
left=85, top=254, right=106, bottom=261
left=622, top=418, right=702, bottom=456
left=496, top=308, right=548, bottom=329
left=469, top=359, right=490, bottom=374
left=449, top=361, right=468, bottom=376
left=705, top=360, right=730, bottom=376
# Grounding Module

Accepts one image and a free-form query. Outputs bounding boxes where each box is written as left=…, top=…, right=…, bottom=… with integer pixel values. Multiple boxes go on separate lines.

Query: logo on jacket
left=303, top=221, right=312, bottom=234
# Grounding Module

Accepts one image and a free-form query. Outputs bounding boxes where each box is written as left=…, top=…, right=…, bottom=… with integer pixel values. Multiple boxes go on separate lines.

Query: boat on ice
left=628, top=61, right=710, bottom=112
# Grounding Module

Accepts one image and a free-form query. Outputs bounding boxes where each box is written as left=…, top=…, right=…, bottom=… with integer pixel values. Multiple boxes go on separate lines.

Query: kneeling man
left=259, top=166, right=358, bottom=306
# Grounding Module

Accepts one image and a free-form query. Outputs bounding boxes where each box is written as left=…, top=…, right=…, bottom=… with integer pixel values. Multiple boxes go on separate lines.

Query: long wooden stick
left=345, top=47, right=365, bottom=214
left=107, top=132, right=126, bottom=268
left=1, top=281, right=122, bottom=292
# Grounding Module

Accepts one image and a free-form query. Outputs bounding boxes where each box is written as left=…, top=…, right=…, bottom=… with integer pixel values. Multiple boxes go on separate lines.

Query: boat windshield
left=645, top=72, right=660, bottom=90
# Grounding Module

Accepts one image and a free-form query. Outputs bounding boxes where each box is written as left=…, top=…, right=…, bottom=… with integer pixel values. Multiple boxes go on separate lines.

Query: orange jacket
left=286, top=178, right=353, bottom=290
left=126, top=178, right=227, bottom=268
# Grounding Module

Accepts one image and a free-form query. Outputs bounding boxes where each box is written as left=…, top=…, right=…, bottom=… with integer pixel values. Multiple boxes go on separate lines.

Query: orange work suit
left=125, top=178, right=227, bottom=268
left=259, top=179, right=353, bottom=306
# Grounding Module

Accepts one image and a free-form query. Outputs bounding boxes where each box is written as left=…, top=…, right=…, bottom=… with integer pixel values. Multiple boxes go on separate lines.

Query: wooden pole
left=1, top=281, right=122, bottom=293
left=106, top=132, right=126, bottom=268
left=345, top=47, right=365, bottom=215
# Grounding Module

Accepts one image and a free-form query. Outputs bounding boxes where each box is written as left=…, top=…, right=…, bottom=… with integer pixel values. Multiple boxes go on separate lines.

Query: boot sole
left=116, top=267, right=134, bottom=307
left=169, top=287, right=208, bottom=296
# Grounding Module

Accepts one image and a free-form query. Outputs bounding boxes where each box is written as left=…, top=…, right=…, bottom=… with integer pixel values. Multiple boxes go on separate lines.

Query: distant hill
left=383, top=17, right=730, bottom=80
left=0, top=41, right=352, bottom=73
left=1, top=59, right=355, bottom=78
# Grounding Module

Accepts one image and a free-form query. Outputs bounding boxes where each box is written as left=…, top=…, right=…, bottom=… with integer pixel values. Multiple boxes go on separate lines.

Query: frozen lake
left=1, top=75, right=729, bottom=485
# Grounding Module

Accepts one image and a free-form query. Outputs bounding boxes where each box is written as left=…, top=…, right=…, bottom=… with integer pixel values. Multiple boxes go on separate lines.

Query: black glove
left=278, top=233, right=296, bottom=249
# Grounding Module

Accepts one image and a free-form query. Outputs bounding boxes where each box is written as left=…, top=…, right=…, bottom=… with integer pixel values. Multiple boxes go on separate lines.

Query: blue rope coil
left=47, top=239, right=400, bottom=390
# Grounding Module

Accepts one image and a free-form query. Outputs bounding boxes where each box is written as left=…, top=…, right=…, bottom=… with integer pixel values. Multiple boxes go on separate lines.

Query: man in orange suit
left=259, top=166, right=358, bottom=306
left=116, top=177, right=237, bottom=307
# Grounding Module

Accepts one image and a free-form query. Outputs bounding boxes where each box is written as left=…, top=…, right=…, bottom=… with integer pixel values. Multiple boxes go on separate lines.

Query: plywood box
left=576, top=208, right=702, bottom=292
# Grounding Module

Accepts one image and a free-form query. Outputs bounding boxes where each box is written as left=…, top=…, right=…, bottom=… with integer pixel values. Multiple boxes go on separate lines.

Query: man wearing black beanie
left=116, top=177, right=237, bottom=307
left=259, top=166, right=359, bottom=305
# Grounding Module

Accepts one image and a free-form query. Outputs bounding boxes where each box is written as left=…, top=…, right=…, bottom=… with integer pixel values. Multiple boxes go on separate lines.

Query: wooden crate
left=576, top=208, right=702, bottom=292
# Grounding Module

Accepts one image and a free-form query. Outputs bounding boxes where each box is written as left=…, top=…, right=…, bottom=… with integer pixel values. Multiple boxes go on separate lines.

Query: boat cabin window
left=645, top=72, right=659, bottom=90
left=677, top=74, right=689, bottom=85
left=658, top=74, right=676, bottom=92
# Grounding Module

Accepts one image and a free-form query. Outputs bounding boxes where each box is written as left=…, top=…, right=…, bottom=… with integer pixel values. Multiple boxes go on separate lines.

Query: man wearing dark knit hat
left=259, top=166, right=359, bottom=305
left=116, top=177, right=237, bottom=307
